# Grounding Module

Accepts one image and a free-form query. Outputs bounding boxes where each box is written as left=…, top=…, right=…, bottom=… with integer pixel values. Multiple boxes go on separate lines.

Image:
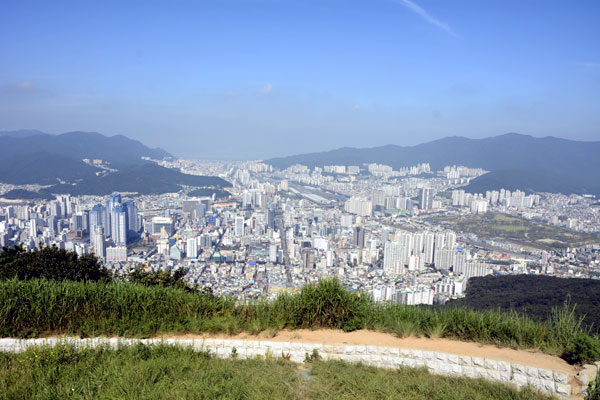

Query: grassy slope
left=2, top=278, right=598, bottom=363
left=0, top=344, right=551, bottom=400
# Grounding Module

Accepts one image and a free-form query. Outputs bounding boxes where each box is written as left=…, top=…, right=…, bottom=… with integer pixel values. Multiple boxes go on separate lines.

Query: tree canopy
left=0, top=245, right=111, bottom=282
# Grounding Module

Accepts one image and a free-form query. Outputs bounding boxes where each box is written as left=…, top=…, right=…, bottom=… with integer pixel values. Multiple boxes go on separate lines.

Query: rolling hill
left=0, top=151, right=99, bottom=185
left=0, top=130, right=172, bottom=165
left=0, top=130, right=231, bottom=197
left=39, top=162, right=231, bottom=196
left=265, top=133, right=600, bottom=196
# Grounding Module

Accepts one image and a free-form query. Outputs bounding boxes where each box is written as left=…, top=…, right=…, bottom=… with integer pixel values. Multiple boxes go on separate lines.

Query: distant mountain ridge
left=265, top=133, right=600, bottom=196
left=0, top=130, right=172, bottom=165
left=0, top=130, right=231, bottom=197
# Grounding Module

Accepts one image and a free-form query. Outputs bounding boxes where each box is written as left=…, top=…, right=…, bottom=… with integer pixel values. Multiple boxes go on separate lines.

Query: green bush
left=0, top=245, right=110, bottom=282
left=561, top=333, right=600, bottom=365
left=288, top=279, right=372, bottom=331
left=127, top=265, right=193, bottom=291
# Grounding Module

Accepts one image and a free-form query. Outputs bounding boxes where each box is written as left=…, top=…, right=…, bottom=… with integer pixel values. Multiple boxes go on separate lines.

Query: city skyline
left=1, top=0, right=599, bottom=159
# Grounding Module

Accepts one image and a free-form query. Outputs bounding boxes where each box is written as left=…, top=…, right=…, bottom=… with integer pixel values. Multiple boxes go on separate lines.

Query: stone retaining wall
left=0, top=338, right=585, bottom=399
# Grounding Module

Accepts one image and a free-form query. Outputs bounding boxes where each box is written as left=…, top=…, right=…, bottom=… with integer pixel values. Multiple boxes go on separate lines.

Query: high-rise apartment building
left=234, top=216, right=245, bottom=237
left=92, top=226, right=106, bottom=260
left=186, top=237, right=198, bottom=259
left=110, top=205, right=127, bottom=246
left=353, top=226, right=365, bottom=248
left=419, top=188, right=434, bottom=210
left=383, top=241, right=405, bottom=275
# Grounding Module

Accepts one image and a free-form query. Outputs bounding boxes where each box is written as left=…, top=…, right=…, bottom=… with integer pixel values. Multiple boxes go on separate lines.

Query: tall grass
left=0, top=278, right=598, bottom=363
left=0, top=344, right=554, bottom=400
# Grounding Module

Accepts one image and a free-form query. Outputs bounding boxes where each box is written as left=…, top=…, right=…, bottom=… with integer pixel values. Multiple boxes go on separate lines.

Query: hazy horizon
left=1, top=0, right=599, bottom=159
left=3, top=129, right=599, bottom=161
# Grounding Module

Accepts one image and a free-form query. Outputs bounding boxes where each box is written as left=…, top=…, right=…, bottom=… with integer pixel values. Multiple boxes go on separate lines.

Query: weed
left=304, top=349, right=321, bottom=363
left=586, top=367, right=600, bottom=400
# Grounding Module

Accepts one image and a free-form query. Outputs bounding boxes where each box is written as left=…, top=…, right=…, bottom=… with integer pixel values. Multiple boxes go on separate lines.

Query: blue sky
left=1, top=0, right=599, bottom=159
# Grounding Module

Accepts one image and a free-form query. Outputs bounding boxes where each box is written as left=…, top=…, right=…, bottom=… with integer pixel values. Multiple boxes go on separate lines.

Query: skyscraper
left=29, top=218, right=37, bottom=237
left=105, top=192, right=122, bottom=237
left=71, top=213, right=85, bottom=234
left=110, top=205, right=127, bottom=246
left=89, top=204, right=105, bottom=242
left=234, top=216, right=245, bottom=237
left=266, top=209, right=275, bottom=230
left=422, top=232, right=435, bottom=264
left=124, top=200, right=139, bottom=238
left=383, top=241, right=404, bottom=275
left=412, top=232, right=424, bottom=256
left=445, top=231, right=457, bottom=250
left=352, top=226, right=365, bottom=248
left=419, top=188, right=434, bottom=210
left=186, top=237, right=198, bottom=259
left=195, top=203, right=207, bottom=219
left=92, top=226, right=106, bottom=260
left=269, top=244, right=278, bottom=263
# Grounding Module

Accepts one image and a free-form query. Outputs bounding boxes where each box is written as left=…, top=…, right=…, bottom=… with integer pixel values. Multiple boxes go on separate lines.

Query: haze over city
left=1, top=0, right=599, bottom=159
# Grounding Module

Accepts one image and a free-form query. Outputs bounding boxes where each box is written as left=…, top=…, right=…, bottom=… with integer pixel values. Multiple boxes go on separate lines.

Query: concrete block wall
left=0, top=337, right=585, bottom=399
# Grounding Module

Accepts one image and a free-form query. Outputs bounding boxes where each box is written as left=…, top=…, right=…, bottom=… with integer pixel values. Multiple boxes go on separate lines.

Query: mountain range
left=0, top=130, right=230, bottom=197
left=0, top=130, right=171, bottom=166
left=265, top=133, right=600, bottom=196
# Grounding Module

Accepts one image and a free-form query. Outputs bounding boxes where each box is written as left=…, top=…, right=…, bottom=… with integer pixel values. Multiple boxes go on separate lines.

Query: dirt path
left=165, top=329, right=578, bottom=374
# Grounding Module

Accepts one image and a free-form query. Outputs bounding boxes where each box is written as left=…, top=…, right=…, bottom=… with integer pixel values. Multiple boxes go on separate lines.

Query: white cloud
left=352, top=104, right=361, bottom=111
left=393, top=0, right=457, bottom=36
left=259, top=82, right=273, bottom=94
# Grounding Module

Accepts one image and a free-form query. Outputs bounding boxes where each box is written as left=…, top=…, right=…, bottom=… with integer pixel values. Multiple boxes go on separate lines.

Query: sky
left=0, top=0, right=599, bottom=159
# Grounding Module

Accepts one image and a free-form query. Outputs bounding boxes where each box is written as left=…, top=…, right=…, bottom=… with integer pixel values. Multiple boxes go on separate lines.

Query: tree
left=126, top=266, right=193, bottom=291
left=0, top=244, right=111, bottom=282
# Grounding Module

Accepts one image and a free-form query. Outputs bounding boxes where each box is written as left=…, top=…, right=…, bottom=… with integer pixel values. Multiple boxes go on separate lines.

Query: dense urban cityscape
left=2, top=157, right=599, bottom=305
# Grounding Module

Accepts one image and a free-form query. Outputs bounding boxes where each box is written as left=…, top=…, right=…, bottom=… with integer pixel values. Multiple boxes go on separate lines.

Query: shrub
left=304, top=349, right=321, bottom=363
left=561, top=333, right=600, bottom=365
left=127, top=265, right=192, bottom=291
left=289, top=278, right=372, bottom=331
left=0, top=244, right=110, bottom=282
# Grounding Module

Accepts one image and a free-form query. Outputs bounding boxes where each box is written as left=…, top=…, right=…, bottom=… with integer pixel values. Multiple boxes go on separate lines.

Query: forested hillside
left=447, top=275, right=600, bottom=333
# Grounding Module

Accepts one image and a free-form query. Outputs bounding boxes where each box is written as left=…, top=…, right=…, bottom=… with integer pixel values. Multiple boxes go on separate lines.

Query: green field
left=0, top=344, right=552, bottom=400
left=428, top=213, right=599, bottom=249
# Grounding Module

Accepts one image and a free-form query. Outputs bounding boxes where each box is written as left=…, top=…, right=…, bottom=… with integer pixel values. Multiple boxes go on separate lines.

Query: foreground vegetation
left=448, top=275, right=600, bottom=334
left=1, top=245, right=599, bottom=364
left=2, top=278, right=599, bottom=364
left=0, top=344, right=553, bottom=400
